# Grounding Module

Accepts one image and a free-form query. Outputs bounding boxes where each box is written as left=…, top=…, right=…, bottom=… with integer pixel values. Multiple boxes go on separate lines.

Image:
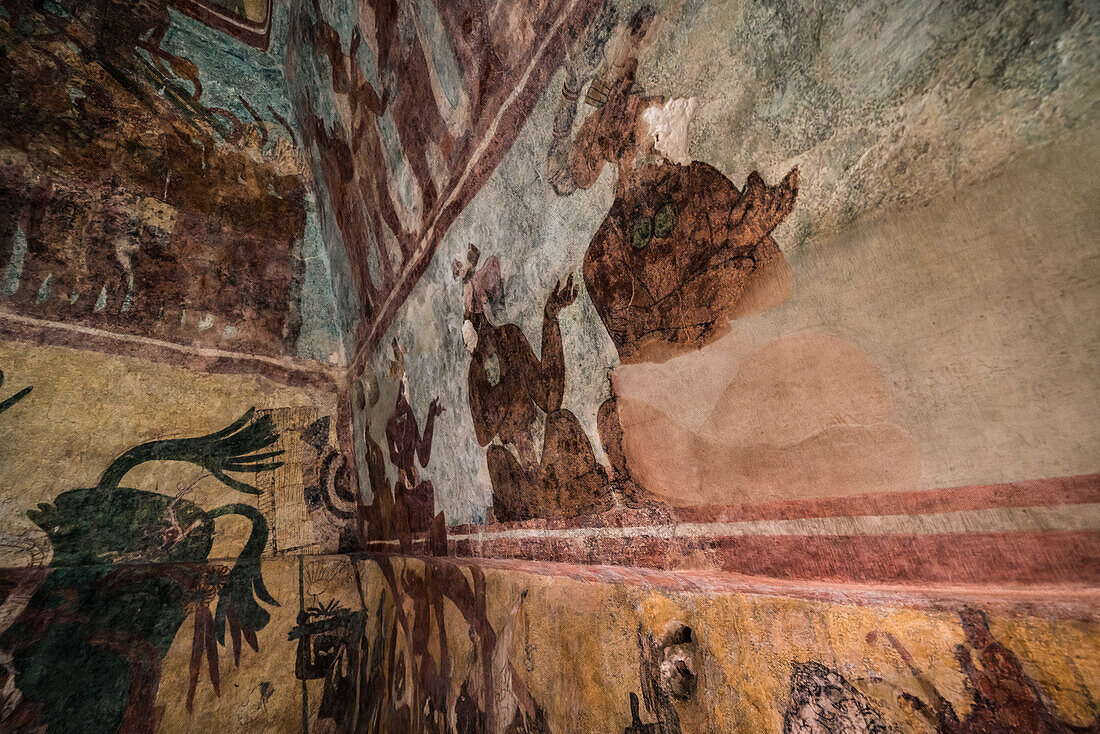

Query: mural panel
left=288, top=557, right=1100, bottom=733
left=0, top=545, right=1097, bottom=732
left=286, top=0, right=605, bottom=349
left=0, top=340, right=343, bottom=732
left=0, top=0, right=1096, bottom=731
left=0, top=0, right=344, bottom=362
left=343, top=0, right=1098, bottom=587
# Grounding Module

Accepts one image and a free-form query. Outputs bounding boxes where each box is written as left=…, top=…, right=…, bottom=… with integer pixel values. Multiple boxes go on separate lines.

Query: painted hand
left=545, top=274, right=579, bottom=317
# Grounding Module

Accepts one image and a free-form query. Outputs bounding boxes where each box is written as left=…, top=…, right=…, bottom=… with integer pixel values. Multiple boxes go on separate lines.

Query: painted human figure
left=549, top=8, right=799, bottom=363
left=385, top=361, right=443, bottom=534
left=356, top=372, right=397, bottom=542
left=291, top=602, right=369, bottom=734
left=546, top=7, right=799, bottom=504
left=873, top=607, right=1100, bottom=734
left=457, top=245, right=611, bottom=522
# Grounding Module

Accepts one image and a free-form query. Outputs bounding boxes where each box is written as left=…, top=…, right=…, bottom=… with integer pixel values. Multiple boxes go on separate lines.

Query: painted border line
left=0, top=311, right=341, bottom=391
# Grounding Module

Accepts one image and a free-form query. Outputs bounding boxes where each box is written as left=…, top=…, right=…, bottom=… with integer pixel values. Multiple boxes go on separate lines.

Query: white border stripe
left=442, top=504, right=1100, bottom=543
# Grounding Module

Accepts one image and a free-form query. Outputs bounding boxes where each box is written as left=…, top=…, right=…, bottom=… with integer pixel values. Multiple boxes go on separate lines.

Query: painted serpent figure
left=0, top=409, right=282, bottom=733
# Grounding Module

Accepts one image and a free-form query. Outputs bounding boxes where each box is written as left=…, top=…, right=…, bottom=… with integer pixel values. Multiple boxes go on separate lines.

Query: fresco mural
left=0, top=0, right=344, bottom=362
left=0, top=538, right=1094, bottom=733
left=456, top=244, right=614, bottom=522
left=291, top=594, right=370, bottom=731
left=343, top=0, right=1097, bottom=573
left=285, top=0, right=605, bottom=343
left=0, top=339, right=343, bottom=732
left=300, top=559, right=1100, bottom=732
left=782, top=661, right=893, bottom=734
left=867, top=608, right=1100, bottom=734
left=254, top=408, right=359, bottom=556
left=382, top=339, right=445, bottom=538
left=294, top=557, right=552, bottom=734
left=182, top=0, right=271, bottom=28
left=0, top=530, right=1098, bottom=733
left=538, top=3, right=911, bottom=511
left=621, top=621, right=699, bottom=734
left=0, top=0, right=1095, bottom=731
left=549, top=6, right=800, bottom=364
left=0, top=408, right=282, bottom=732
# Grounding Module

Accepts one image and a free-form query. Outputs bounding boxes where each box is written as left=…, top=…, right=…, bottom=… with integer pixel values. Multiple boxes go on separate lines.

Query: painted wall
left=343, top=0, right=1099, bottom=529
left=0, top=0, right=1097, bottom=732
left=0, top=341, right=355, bottom=730
left=0, top=1, right=358, bottom=730
left=294, top=556, right=1100, bottom=733
left=4, top=524, right=1094, bottom=733
left=291, top=0, right=1098, bottom=730
left=0, top=0, right=350, bottom=363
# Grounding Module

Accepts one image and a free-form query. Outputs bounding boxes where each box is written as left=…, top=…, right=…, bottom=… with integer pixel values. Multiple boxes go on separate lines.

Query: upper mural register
left=0, top=0, right=343, bottom=361
left=346, top=0, right=1097, bottom=532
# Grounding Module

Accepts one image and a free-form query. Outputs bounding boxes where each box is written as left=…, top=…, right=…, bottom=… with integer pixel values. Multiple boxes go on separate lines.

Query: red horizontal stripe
left=673, top=474, right=1100, bottom=524
left=356, top=551, right=1100, bottom=620
left=446, top=474, right=1100, bottom=535
left=435, top=530, right=1100, bottom=588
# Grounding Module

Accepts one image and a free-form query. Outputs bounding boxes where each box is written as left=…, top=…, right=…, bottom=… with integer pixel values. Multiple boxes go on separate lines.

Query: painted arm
left=549, top=61, right=634, bottom=193
left=208, top=502, right=277, bottom=646
left=534, top=276, right=578, bottom=412
left=415, top=398, right=444, bottom=468
left=468, top=362, right=497, bottom=447
left=546, top=71, right=585, bottom=195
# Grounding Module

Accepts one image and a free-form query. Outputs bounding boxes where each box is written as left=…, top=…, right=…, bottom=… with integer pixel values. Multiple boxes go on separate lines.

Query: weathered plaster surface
left=360, top=0, right=1099, bottom=523
left=0, top=0, right=1097, bottom=731
left=0, top=0, right=347, bottom=363
left=162, top=554, right=1100, bottom=732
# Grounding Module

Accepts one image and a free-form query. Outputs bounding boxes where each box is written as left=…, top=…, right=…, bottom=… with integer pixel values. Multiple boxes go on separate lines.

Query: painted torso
left=470, top=324, right=538, bottom=445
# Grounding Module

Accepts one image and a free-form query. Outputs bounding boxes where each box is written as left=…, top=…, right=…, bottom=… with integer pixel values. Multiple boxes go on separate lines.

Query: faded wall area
left=0, top=0, right=1098, bottom=732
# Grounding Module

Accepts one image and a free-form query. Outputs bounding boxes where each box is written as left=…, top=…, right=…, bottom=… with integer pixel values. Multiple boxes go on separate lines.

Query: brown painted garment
left=563, top=59, right=798, bottom=363
left=467, top=297, right=611, bottom=522
left=385, top=391, right=442, bottom=533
